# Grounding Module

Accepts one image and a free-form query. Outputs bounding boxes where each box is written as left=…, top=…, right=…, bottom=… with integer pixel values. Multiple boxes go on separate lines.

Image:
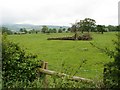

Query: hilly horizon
left=2, top=24, right=70, bottom=32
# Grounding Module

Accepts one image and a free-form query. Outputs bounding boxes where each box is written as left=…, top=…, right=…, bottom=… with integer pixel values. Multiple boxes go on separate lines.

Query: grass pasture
left=8, top=32, right=117, bottom=80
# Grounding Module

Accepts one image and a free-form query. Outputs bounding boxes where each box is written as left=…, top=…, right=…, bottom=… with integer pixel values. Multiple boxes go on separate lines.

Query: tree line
left=70, top=18, right=120, bottom=34
left=1, top=18, right=120, bottom=35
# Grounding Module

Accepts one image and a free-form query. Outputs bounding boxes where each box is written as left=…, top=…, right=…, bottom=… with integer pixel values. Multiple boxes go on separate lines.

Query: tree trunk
left=74, top=32, right=78, bottom=40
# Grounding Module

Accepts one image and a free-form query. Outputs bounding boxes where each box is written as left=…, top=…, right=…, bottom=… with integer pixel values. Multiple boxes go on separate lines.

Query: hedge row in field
left=2, top=34, right=40, bottom=88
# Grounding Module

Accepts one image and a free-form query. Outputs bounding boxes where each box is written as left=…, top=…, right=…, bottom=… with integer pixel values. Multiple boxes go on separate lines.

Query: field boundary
left=38, top=61, right=94, bottom=83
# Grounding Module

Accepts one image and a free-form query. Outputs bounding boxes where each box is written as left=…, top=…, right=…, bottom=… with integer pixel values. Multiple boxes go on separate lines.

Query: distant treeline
left=1, top=20, right=120, bottom=35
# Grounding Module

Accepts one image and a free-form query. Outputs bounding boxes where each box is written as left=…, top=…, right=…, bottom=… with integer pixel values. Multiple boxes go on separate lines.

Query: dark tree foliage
left=2, top=27, right=13, bottom=35
left=41, top=26, right=49, bottom=33
left=67, top=28, right=71, bottom=32
left=62, top=28, right=66, bottom=31
left=2, top=34, right=40, bottom=88
left=19, top=28, right=27, bottom=34
left=58, top=29, right=62, bottom=33
left=116, top=25, right=120, bottom=32
left=96, top=25, right=105, bottom=34
left=107, top=25, right=120, bottom=32
left=79, top=18, right=96, bottom=33
left=49, top=28, right=57, bottom=33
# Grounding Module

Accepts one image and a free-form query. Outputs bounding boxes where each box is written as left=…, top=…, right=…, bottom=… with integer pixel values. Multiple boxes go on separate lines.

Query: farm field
left=8, top=32, right=117, bottom=80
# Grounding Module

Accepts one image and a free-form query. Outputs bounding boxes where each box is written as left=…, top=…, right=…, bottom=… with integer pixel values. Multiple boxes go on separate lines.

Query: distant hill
left=2, top=24, right=70, bottom=32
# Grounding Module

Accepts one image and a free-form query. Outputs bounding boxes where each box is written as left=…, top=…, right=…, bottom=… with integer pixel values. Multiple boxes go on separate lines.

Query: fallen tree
left=47, top=33, right=92, bottom=41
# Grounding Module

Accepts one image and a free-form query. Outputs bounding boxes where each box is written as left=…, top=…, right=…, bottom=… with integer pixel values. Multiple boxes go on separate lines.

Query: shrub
left=2, top=34, right=40, bottom=88
left=103, top=33, right=120, bottom=88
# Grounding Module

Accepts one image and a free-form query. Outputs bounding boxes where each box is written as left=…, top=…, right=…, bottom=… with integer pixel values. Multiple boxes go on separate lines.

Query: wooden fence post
left=41, top=61, right=45, bottom=69
left=44, top=62, right=48, bottom=88
left=45, top=62, right=48, bottom=69
left=40, top=61, right=48, bottom=88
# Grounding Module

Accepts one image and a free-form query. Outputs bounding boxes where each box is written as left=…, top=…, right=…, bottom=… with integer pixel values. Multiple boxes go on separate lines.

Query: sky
left=0, top=0, right=120, bottom=26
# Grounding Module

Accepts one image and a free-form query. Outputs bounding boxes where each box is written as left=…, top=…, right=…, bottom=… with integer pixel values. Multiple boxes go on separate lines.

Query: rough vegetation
left=103, top=33, right=120, bottom=88
left=2, top=34, right=40, bottom=88
left=47, top=33, right=92, bottom=40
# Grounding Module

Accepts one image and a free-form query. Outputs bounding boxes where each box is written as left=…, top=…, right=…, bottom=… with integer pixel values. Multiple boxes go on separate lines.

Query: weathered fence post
left=41, top=61, right=45, bottom=69
left=45, top=62, right=48, bottom=69
left=41, top=61, right=48, bottom=88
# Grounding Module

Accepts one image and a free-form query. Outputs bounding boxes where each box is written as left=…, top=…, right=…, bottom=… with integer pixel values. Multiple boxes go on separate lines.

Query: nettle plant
left=2, top=34, right=40, bottom=88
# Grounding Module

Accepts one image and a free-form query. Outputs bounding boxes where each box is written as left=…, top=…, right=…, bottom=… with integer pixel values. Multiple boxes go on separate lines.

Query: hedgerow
left=2, top=34, right=40, bottom=88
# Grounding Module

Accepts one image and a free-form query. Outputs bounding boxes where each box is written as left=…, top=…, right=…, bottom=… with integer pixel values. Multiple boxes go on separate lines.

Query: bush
left=2, top=34, right=40, bottom=88
left=103, top=33, right=120, bottom=88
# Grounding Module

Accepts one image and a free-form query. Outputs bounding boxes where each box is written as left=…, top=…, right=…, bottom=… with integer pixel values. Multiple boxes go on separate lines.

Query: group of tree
left=28, top=29, right=39, bottom=34
left=70, top=18, right=120, bottom=35
left=19, top=28, right=39, bottom=34
left=1, top=27, right=13, bottom=35
left=41, top=26, right=66, bottom=33
left=19, top=28, right=27, bottom=34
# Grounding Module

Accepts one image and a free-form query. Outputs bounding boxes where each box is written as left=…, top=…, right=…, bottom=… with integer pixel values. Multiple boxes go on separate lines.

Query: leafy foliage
left=49, top=28, right=57, bottom=33
left=58, top=28, right=63, bottom=33
left=96, top=25, right=105, bottom=34
left=2, top=34, right=40, bottom=88
left=2, top=27, right=13, bottom=35
left=41, top=26, right=49, bottom=33
left=19, top=28, right=27, bottom=34
left=79, top=18, right=96, bottom=33
left=103, top=33, right=120, bottom=88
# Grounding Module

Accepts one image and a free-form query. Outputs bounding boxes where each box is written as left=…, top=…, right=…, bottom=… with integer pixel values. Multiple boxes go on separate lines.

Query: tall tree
left=79, top=18, right=96, bottom=33
left=71, top=21, right=79, bottom=40
left=67, top=28, right=71, bottom=32
left=52, top=28, right=57, bottom=33
left=96, top=25, right=105, bottom=34
left=41, top=26, right=48, bottom=33
left=19, top=28, right=27, bottom=34
left=62, top=28, right=66, bottom=32
left=58, top=28, right=62, bottom=33
left=107, top=25, right=116, bottom=32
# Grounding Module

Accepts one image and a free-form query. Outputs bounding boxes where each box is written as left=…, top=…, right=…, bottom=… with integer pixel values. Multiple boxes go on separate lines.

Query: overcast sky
left=0, top=0, right=120, bottom=26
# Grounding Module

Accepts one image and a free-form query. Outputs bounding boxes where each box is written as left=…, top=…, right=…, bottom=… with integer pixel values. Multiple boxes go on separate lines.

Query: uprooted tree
left=48, top=18, right=95, bottom=41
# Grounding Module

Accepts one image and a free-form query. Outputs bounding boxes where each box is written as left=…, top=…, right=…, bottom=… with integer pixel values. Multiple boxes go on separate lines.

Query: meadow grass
left=8, top=32, right=117, bottom=80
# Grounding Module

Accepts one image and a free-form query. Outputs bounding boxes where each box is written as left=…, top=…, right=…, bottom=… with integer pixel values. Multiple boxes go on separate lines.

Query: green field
left=8, top=32, right=117, bottom=80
